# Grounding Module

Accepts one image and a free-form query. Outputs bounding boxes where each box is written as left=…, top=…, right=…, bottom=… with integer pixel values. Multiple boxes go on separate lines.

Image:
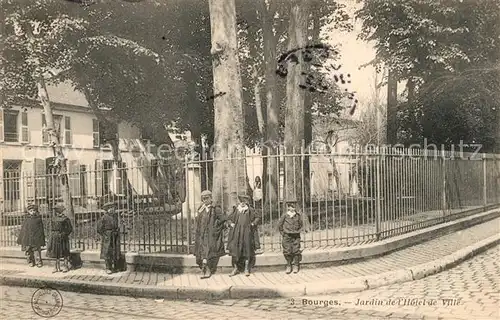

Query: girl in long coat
left=227, top=193, right=259, bottom=276
left=17, top=204, right=45, bottom=267
left=47, top=205, right=73, bottom=273
left=193, top=190, right=226, bottom=279
left=97, top=202, right=121, bottom=274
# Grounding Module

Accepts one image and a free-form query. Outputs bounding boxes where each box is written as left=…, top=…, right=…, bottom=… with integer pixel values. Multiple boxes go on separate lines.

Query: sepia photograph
left=0, top=0, right=499, bottom=319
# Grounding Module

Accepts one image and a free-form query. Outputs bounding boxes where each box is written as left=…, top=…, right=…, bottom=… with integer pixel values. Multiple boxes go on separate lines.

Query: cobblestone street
left=1, top=245, right=498, bottom=320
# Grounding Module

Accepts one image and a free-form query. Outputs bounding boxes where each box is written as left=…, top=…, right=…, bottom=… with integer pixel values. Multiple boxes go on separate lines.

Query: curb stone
left=1, top=231, right=499, bottom=300
left=2, top=207, right=498, bottom=273
left=301, top=233, right=500, bottom=297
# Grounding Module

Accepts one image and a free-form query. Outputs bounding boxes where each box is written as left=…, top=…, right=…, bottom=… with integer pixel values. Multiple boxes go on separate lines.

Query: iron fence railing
left=1, top=147, right=499, bottom=254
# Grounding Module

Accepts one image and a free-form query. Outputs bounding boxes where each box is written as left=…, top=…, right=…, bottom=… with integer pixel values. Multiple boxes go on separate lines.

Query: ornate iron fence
left=1, top=147, right=499, bottom=254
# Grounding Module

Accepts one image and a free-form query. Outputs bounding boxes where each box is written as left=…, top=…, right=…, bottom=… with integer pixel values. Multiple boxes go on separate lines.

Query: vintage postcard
left=1, top=0, right=499, bottom=319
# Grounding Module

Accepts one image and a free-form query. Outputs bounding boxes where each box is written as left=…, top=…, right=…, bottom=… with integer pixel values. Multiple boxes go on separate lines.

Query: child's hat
left=53, top=204, right=65, bottom=213
left=27, top=204, right=38, bottom=211
left=102, top=201, right=117, bottom=210
left=237, top=192, right=250, bottom=199
left=285, top=196, right=297, bottom=204
left=201, top=190, right=212, bottom=197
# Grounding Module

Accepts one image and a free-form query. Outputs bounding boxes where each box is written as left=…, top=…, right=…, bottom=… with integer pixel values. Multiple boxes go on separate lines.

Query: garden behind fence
left=1, top=147, right=499, bottom=254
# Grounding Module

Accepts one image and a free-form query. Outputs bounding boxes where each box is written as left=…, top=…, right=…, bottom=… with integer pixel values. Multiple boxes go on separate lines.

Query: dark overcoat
left=227, top=205, right=260, bottom=260
left=193, top=204, right=227, bottom=267
left=97, top=212, right=121, bottom=261
left=46, top=215, right=73, bottom=259
left=17, top=214, right=46, bottom=250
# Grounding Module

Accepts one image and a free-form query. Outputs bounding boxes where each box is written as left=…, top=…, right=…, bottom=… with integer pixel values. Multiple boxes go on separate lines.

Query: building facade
left=0, top=83, right=186, bottom=215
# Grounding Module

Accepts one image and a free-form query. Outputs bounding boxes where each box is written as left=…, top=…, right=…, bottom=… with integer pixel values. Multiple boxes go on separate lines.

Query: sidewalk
left=1, top=216, right=499, bottom=300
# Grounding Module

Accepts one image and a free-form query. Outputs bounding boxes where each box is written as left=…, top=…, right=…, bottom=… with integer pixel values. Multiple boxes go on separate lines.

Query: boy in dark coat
left=227, top=193, right=259, bottom=277
left=97, top=201, right=121, bottom=274
left=193, top=190, right=227, bottom=279
left=277, top=198, right=303, bottom=274
left=17, top=204, right=45, bottom=268
left=46, top=204, right=73, bottom=273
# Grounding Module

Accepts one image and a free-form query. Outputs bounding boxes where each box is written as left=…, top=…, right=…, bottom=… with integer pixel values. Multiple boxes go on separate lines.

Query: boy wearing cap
left=193, top=190, right=227, bottom=279
left=17, top=204, right=46, bottom=267
left=47, top=204, right=73, bottom=273
left=277, top=199, right=303, bottom=274
left=97, top=201, right=121, bottom=274
left=227, top=193, right=260, bottom=276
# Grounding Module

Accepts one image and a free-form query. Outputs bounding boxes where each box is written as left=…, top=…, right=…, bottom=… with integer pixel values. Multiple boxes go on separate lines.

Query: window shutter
left=41, top=114, right=48, bottom=144
left=21, top=111, right=29, bottom=143
left=34, top=158, right=46, bottom=200
left=45, top=157, right=60, bottom=201
left=64, top=116, right=72, bottom=145
left=95, top=160, right=103, bottom=197
left=0, top=108, right=4, bottom=142
left=22, top=159, right=35, bottom=202
left=68, top=160, right=80, bottom=197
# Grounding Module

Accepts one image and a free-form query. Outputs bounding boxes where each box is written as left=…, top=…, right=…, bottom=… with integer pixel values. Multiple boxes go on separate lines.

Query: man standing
left=97, top=201, right=121, bottom=274
left=193, top=190, right=227, bottom=279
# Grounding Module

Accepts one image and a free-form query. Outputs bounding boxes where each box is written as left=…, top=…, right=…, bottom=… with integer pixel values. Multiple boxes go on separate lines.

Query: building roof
left=46, top=81, right=89, bottom=107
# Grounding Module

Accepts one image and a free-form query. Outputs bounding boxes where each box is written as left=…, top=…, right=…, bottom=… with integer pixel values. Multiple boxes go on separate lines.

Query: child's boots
left=292, top=255, right=300, bottom=273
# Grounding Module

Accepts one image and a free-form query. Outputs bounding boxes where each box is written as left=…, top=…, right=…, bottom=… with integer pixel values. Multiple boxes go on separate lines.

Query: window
left=64, top=116, right=72, bottom=145
left=42, top=114, right=63, bottom=144
left=3, top=161, right=21, bottom=201
left=4, top=110, right=19, bottom=142
left=92, top=119, right=100, bottom=148
left=102, top=160, right=113, bottom=196
left=116, top=162, right=127, bottom=195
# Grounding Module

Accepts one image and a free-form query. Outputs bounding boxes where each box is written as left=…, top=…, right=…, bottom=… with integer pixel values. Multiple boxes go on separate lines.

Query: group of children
left=19, top=194, right=304, bottom=277
left=17, top=204, right=73, bottom=273
left=17, top=202, right=122, bottom=275
left=193, top=191, right=304, bottom=279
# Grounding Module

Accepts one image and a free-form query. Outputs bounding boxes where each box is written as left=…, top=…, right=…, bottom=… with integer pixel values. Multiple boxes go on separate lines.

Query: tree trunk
left=302, top=5, right=320, bottom=204
left=37, top=78, right=74, bottom=220
left=254, top=75, right=265, bottom=136
left=23, top=22, right=74, bottom=218
left=407, top=76, right=415, bottom=106
left=386, top=68, right=398, bottom=144
left=261, top=0, right=280, bottom=210
left=496, top=106, right=500, bottom=153
left=374, top=68, right=386, bottom=145
left=209, top=0, right=247, bottom=212
left=284, top=0, right=310, bottom=202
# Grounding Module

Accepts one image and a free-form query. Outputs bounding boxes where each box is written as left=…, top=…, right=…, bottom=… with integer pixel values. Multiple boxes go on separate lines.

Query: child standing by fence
left=227, top=193, right=260, bottom=276
left=17, top=204, right=45, bottom=268
left=277, top=198, right=303, bottom=274
left=97, top=202, right=122, bottom=274
left=47, top=204, right=73, bottom=273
